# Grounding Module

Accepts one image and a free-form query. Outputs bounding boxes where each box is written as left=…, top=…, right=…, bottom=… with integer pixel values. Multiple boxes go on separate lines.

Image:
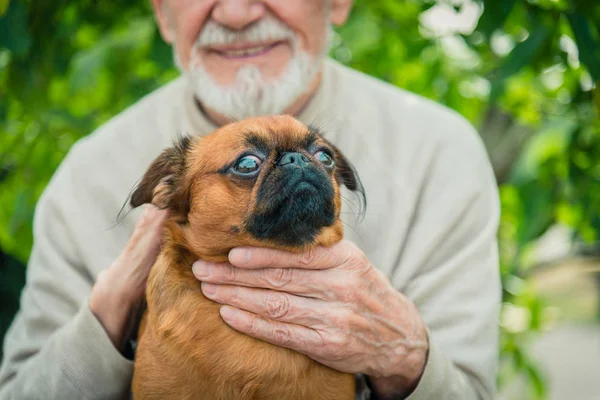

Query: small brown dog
left=129, top=115, right=364, bottom=399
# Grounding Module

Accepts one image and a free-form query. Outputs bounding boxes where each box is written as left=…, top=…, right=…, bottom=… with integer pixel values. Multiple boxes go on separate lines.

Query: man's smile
left=207, top=40, right=288, bottom=60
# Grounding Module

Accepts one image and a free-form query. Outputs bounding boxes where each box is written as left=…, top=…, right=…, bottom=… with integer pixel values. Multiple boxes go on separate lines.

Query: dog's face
left=130, top=115, right=363, bottom=259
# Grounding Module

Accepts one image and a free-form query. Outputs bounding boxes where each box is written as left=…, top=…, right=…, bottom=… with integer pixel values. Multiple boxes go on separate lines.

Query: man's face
left=153, top=0, right=352, bottom=120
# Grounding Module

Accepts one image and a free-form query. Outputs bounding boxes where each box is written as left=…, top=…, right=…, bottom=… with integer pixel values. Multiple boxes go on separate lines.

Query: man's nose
left=212, top=0, right=265, bottom=31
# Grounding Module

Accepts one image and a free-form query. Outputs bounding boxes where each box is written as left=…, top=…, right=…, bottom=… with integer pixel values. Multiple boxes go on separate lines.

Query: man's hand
left=89, top=205, right=168, bottom=350
left=192, top=240, right=429, bottom=398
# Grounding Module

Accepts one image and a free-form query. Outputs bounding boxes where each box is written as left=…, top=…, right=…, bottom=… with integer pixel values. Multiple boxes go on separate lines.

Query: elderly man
left=0, top=1, right=500, bottom=399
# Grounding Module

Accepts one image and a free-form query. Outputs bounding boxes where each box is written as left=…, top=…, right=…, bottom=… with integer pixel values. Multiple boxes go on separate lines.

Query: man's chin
left=187, top=77, right=297, bottom=121
left=183, top=50, right=322, bottom=121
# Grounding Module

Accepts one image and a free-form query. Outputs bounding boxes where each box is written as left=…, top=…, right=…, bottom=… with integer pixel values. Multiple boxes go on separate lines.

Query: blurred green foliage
left=1, top=0, right=599, bottom=396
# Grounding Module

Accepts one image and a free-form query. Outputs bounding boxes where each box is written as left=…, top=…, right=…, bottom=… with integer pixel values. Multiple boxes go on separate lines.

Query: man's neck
left=195, top=71, right=324, bottom=127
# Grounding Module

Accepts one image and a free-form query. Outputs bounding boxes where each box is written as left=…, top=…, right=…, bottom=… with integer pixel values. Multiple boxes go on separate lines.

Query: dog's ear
left=321, top=137, right=367, bottom=214
left=130, top=136, right=193, bottom=219
left=331, top=144, right=360, bottom=192
left=317, top=136, right=361, bottom=190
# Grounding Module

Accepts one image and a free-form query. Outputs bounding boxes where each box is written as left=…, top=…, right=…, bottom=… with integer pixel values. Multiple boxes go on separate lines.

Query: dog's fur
left=129, top=116, right=364, bottom=399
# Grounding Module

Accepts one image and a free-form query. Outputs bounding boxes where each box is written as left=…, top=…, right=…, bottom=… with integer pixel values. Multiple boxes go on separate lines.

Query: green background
left=1, top=0, right=599, bottom=397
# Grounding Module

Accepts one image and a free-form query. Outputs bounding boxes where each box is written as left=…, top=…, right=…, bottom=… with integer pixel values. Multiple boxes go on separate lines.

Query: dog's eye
left=233, top=155, right=262, bottom=175
left=314, top=151, right=335, bottom=168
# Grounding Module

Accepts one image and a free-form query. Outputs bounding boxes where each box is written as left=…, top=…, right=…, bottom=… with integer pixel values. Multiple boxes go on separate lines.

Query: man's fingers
left=201, top=284, right=330, bottom=327
left=228, top=240, right=359, bottom=270
left=119, top=205, right=169, bottom=268
left=192, top=260, right=334, bottom=297
left=219, top=306, right=324, bottom=353
left=136, top=205, right=169, bottom=235
left=130, top=206, right=167, bottom=242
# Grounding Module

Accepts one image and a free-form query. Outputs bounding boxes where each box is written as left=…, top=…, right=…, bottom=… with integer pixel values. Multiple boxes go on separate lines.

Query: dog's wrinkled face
left=130, top=115, right=363, bottom=259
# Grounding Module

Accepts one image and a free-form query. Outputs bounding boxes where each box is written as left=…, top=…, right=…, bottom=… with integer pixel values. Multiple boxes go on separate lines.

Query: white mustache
left=196, top=15, right=296, bottom=47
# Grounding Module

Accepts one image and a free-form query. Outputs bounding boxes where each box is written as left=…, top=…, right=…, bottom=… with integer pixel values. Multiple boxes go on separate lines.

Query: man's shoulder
left=331, top=62, right=475, bottom=136
left=329, top=60, right=486, bottom=160
left=45, top=76, right=188, bottom=205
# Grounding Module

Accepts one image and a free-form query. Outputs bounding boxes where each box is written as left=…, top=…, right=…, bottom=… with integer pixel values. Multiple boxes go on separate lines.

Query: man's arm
left=0, top=156, right=168, bottom=399
left=0, top=167, right=134, bottom=399
left=383, top=130, right=502, bottom=399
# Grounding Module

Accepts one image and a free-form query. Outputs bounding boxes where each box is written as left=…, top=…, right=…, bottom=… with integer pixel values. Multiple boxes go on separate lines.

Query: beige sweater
left=0, top=59, right=501, bottom=399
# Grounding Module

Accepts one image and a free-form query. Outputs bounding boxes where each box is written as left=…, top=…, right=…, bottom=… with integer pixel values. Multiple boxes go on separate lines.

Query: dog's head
left=130, top=115, right=364, bottom=259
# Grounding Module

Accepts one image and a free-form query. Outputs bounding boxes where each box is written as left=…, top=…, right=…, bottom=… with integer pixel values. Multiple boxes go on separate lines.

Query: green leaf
left=337, top=9, right=381, bottom=58
left=0, top=164, right=12, bottom=183
left=421, top=1, right=437, bottom=12
left=0, top=0, right=32, bottom=56
left=68, top=41, right=111, bottom=92
left=475, top=0, right=518, bottom=38
left=510, top=117, right=578, bottom=183
left=518, top=183, right=554, bottom=246
left=149, top=28, right=173, bottom=71
left=525, top=363, right=547, bottom=398
left=566, top=12, right=600, bottom=82
left=0, top=0, right=9, bottom=16
left=490, top=23, right=550, bottom=100
left=8, top=188, right=34, bottom=236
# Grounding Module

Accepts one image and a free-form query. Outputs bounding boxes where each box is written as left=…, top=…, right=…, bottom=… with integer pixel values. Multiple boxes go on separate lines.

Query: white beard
left=173, top=16, right=332, bottom=121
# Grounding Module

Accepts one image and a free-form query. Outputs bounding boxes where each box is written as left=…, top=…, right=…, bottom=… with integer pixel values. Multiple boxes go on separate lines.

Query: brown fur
left=130, top=116, right=360, bottom=399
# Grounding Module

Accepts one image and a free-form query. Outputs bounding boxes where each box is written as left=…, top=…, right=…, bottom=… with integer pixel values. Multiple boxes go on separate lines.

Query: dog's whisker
left=340, top=195, right=360, bottom=213
left=340, top=220, right=365, bottom=242
left=340, top=195, right=364, bottom=219
left=340, top=193, right=367, bottom=222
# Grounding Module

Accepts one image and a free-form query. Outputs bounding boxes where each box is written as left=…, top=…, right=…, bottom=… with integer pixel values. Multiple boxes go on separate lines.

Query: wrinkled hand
left=192, top=240, right=429, bottom=397
left=90, top=205, right=168, bottom=350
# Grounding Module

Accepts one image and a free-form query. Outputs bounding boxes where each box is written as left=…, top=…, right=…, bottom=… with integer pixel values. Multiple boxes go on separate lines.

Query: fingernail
left=192, top=261, right=211, bottom=278
left=220, top=306, right=237, bottom=321
left=201, top=283, right=217, bottom=297
left=230, top=248, right=251, bottom=264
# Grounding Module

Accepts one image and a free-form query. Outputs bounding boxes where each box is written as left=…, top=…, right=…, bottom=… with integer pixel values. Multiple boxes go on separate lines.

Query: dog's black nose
left=278, top=152, right=310, bottom=168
